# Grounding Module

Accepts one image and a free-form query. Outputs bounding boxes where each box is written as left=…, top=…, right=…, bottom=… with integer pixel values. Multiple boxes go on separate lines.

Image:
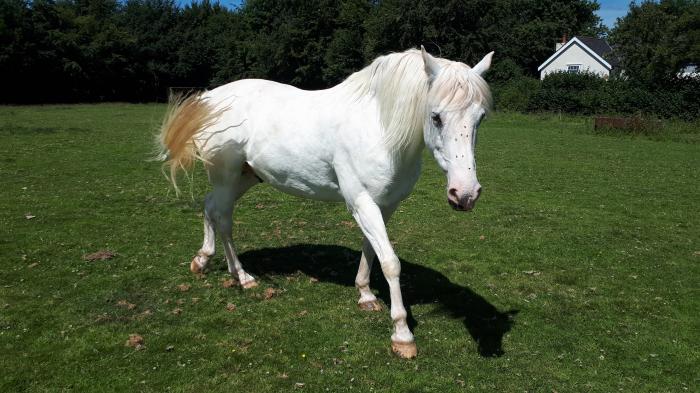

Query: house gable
left=538, top=37, right=613, bottom=73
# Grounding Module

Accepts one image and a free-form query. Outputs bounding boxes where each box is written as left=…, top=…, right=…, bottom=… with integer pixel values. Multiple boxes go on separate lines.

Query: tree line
left=1, top=0, right=605, bottom=103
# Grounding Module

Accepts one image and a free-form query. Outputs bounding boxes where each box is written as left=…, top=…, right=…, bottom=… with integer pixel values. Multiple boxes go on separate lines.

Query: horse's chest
left=362, top=161, right=422, bottom=204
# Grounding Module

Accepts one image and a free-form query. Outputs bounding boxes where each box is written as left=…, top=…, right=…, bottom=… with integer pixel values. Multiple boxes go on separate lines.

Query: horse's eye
left=431, top=112, right=442, bottom=128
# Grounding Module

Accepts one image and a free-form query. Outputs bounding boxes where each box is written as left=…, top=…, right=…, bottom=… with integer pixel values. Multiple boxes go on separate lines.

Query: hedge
left=491, top=72, right=700, bottom=120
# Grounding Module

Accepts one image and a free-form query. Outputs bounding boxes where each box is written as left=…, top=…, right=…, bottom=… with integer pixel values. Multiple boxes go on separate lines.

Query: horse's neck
left=389, top=136, right=425, bottom=171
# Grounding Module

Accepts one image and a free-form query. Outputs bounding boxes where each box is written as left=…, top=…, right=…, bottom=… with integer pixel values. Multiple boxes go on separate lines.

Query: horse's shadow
left=240, top=244, right=518, bottom=357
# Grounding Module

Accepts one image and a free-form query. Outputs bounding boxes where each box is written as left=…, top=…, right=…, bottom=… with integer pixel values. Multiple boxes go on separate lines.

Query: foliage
left=491, top=77, right=540, bottom=113
left=609, top=0, right=700, bottom=85
left=1, top=105, right=698, bottom=391
left=0, top=0, right=603, bottom=102
left=2, top=0, right=697, bottom=119
left=493, top=71, right=700, bottom=120
left=529, top=71, right=607, bottom=114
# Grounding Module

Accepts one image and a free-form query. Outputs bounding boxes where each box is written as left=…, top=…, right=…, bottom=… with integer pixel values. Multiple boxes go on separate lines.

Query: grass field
left=1, top=104, right=698, bottom=392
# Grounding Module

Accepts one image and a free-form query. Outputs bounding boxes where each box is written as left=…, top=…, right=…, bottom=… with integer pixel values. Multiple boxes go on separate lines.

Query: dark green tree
left=240, top=0, right=342, bottom=88
left=363, top=0, right=604, bottom=76
left=119, top=0, right=180, bottom=100
left=322, top=0, right=372, bottom=85
left=610, top=0, right=700, bottom=84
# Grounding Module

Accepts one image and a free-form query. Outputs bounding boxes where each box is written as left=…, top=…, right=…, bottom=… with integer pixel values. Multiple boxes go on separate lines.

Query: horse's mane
left=340, top=49, right=491, bottom=152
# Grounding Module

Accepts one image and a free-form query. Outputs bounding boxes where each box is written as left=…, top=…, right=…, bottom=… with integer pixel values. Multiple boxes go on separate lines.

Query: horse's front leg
left=356, top=203, right=397, bottom=311
left=349, top=193, right=416, bottom=358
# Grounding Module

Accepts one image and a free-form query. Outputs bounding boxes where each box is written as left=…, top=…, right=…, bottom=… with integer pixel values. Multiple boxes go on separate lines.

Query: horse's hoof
left=358, top=300, right=382, bottom=311
left=241, top=280, right=258, bottom=289
left=190, top=258, right=204, bottom=274
left=391, top=341, right=417, bottom=359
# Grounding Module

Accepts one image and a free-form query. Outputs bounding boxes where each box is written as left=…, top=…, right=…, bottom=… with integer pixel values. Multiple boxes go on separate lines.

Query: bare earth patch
left=222, top=279, right=237, bottom=288
left=83, top=250, right=116, bottom=261
left=116, top=300, right=136, bottom=310
left=263, top=288, right=279, bottom=300
left=125, top=334, right=145, bottom=350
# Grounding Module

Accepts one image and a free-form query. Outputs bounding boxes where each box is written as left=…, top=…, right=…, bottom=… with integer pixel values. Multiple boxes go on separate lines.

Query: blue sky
left=596, top=0, right=631, bottom=28
left=180, top=0, right=631, bottom=29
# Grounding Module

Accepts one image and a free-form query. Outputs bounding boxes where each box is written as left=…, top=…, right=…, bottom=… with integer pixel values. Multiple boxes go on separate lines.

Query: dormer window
left=567, top=64, right=581, bottom=73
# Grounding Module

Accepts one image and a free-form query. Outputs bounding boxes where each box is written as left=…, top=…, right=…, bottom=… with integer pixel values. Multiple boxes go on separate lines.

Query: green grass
left=1, top=105, right=698, bottom=392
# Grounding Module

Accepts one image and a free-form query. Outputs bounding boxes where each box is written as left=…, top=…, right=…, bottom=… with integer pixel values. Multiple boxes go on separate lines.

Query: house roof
left=537, top=36, right=616, bottom=72
left=578, top=36, right=620, bottom=67
left=577, top=36, right=612, bottom=58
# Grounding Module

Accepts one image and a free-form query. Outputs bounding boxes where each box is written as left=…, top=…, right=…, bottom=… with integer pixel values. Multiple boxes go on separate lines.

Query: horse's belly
left=249, top=158, right=344, bottom=202
left=269, top=179, right=344, bottom=202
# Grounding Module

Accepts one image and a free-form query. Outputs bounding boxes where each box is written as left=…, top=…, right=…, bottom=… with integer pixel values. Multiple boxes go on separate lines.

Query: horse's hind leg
left=190, top=193, right=217, bottom=273
left=356, top=238, right=380, bottom=310
left=191, top=161, right=259, bottom=289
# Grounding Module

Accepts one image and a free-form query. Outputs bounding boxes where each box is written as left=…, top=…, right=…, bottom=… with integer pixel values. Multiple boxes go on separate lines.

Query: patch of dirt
left=222, top=279, right=237, bottom=288
left=263, top=287, right=279, bottom=300
left=176, top=284, right=191, bottom=292
left=95, top=313, right=112, bottom=323
left=125, top=334, right=144, bottom=350
left=171, top=308, right=182, bottom=315
left=83, top=250, right=116, bottom=261
left=340, top=220, right=356, bottom=228
left=225, top=303, right=237, bottom=312
left=116, top=300, right=136, bottom=310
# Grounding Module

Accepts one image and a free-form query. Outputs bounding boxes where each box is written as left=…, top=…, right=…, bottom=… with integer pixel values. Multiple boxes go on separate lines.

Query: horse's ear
left=421, top=45, right=441, bottom=79
left=472, top=51, right=494, bottom=76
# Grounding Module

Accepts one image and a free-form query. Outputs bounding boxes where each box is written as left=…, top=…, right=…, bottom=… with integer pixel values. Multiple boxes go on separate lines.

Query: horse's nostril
left=475, top=186, right=482, bottom=197
left=448, top=188, right=458, bottom=198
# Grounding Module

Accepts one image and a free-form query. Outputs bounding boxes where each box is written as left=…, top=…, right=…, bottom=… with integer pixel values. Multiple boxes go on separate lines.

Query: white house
left=538, top=36, right=617, bottom=80
left=678, top=63, right=698, bottom=78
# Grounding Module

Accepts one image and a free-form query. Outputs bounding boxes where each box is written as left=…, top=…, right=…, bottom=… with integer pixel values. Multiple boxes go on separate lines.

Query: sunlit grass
left=1, top=104, right=698, bottom=392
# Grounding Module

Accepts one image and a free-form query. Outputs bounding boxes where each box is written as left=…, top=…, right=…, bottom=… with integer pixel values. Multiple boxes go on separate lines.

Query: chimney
left=555, top=33, right=568, bottom=51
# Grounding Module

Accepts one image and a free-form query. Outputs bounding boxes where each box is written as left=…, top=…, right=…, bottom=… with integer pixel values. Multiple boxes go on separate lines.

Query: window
left=567, top=64, right=581, bottom=73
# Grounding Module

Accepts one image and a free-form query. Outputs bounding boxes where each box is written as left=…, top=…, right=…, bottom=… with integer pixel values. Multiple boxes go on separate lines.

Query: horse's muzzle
left=447, top=186, right=481, bottom=212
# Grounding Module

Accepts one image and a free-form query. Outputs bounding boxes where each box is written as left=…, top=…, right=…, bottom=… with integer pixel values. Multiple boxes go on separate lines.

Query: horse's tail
left=158, top=92, right=220, bottom=194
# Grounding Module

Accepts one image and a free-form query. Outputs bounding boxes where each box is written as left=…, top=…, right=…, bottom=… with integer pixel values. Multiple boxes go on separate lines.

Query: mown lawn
left=1, top=104, right=698, bottom=392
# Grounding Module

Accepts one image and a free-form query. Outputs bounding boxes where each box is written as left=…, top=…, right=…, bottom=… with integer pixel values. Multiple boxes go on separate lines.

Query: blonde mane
left=340, top=49, right=491, bottom=151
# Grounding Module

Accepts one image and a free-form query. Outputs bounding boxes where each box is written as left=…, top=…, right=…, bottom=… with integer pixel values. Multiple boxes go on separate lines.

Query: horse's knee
left=379, top=257, right=401, bottom=278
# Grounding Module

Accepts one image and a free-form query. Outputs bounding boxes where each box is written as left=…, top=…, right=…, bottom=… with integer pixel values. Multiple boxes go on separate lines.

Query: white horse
left=159, top=47, right=493, bottom=358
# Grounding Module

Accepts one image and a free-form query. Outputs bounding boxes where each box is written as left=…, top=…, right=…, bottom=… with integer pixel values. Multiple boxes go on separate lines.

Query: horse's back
left=202, top=79, right=347, bottom=202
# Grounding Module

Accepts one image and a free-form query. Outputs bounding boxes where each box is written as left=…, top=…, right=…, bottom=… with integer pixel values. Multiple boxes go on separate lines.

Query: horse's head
left=421, top=47, right=493, bottom=212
